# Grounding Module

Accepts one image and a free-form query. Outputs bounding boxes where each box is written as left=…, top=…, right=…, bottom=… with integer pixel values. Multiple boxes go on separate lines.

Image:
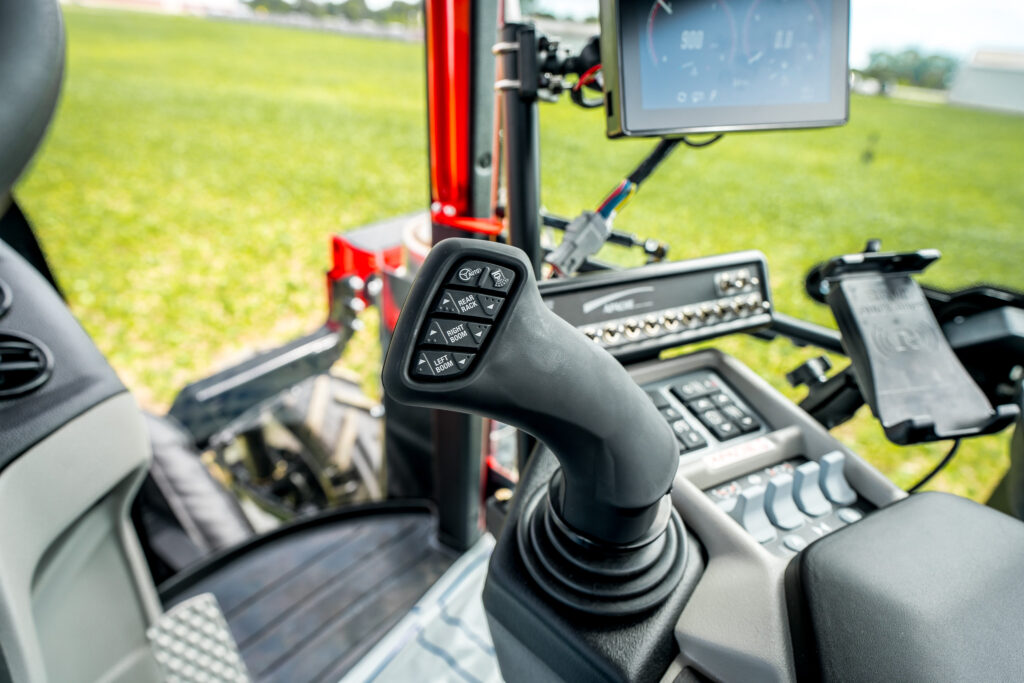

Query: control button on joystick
left=421, top=318, right=491, bottom=349
left=449, top=261, right=489, bottom=287
left=414, top=350, right=475, bottom=378
left=436, top=290, right=504, bottom=319
left=481, top=265, right=515, bottom=292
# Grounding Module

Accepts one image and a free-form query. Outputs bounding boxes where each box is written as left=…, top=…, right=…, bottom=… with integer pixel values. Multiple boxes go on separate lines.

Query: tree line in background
left=858, top=49, right=960, bottom=91
left=240, top=2, right=960, bottom=93
left=245, top=0, right=420, bottom=24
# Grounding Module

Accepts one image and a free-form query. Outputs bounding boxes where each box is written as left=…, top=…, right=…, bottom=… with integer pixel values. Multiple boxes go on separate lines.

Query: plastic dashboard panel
left=0, top=240, right=126, bottom=471
left=627, top=349, right=905, bottom=682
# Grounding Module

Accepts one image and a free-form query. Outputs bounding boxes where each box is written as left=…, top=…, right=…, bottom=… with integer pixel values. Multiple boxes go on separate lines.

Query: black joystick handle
left=382, top=239, right=679, bottom=546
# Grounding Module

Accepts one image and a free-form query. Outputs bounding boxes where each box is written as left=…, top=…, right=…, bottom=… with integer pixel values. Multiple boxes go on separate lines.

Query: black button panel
left=411, top=258, right=519, bottom=381
left=643, top=369, right=767, bottom=455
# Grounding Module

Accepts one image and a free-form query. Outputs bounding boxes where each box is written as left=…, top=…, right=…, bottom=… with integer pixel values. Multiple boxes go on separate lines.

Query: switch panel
left=644, top=369, right=766, bottom=457
left=705, top=457, right=871, bottom=558
left=409, top=257, right=520, bottom=382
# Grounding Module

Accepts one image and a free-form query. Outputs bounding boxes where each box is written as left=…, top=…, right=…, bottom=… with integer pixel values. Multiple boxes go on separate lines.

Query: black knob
left=382, top=239, right=679, bottom=546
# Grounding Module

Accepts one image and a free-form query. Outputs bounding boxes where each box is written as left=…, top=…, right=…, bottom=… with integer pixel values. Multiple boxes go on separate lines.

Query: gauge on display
left=646, top=0, right=737, bottom=106
left=742, top=0, right=827, bottom=96
left=601, top=0, right=849, bottom=137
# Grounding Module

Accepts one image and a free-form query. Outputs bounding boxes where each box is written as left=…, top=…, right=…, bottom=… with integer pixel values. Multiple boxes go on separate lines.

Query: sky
left=365, top=0, right=1024, bottom=68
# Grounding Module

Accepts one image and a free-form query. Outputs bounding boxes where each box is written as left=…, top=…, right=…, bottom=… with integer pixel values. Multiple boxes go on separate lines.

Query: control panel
left=706, top=454, right=868, bottom=557
left=539, top=251, right=772, bottom=362
left=409, top=259, right=518, bottom=381
left=643, top=369, right=768, bottom=458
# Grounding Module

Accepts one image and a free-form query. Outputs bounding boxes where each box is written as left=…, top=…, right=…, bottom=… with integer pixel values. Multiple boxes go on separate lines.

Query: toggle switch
left=765, top=473, right=804, bottom=530
left=725, top=485, right=777, bottom=543
left=820, top=451, right=857, bottom=505
left=793, top=461, right=832, bottom=517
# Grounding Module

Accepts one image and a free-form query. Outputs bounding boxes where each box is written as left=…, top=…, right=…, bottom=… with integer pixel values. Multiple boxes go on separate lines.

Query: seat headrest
left=0, top=0, right=64, bottom=199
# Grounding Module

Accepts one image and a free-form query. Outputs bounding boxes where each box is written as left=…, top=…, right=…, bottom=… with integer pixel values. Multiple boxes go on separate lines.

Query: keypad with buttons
left=411, top=258, right=518, bottom=381
left=644, top=369, right=766, bottom=455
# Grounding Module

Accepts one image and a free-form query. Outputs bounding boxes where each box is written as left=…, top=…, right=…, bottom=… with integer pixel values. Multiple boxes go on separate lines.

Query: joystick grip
left=382, top=239, right=678, bottom=545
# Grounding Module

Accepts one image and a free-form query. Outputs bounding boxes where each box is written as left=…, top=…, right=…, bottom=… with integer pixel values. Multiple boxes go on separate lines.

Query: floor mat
left=341, top=535, right=502, bottom=683
left=167, top=511, right=455, bottom=682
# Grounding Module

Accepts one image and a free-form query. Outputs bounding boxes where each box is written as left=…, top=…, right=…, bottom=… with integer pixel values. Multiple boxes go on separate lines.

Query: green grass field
left=17, top=7, right=1024, bottom=500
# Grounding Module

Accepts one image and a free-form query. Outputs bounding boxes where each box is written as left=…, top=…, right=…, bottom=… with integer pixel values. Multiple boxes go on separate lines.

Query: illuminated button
left=413, top=350, right=475, bottom=378
left=679, top=308, right=695, bottom=325
left=624, top=319, right=642, bottom=339
left=643, top=316, right=661, bottom=335
left=662, top=313, right=680, bottom=331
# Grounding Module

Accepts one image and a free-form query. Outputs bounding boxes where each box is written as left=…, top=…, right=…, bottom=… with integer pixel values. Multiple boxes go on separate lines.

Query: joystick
left=383, top=239, right=686, bottom=614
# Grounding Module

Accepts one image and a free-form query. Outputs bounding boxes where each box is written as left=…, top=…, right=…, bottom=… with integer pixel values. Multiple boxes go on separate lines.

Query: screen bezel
left=614, top=0, right=850, bottom=137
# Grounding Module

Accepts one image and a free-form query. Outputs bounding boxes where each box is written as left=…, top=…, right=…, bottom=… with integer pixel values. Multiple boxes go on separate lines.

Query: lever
left=382, top=238, right=679, bottom=546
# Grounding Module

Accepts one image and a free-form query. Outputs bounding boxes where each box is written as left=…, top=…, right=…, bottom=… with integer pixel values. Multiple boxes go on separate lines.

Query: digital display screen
left=640, top=0, right=833, bottom=110
left=608, top=0, right=849, bottom=137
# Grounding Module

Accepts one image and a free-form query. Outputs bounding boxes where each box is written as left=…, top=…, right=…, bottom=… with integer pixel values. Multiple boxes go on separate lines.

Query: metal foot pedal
left=822, top=247, right=1017, bottom=445
left=148, top=593, right=251, bottom=683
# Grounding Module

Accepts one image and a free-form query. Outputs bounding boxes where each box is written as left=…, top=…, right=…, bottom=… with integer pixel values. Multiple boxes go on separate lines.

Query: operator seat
left=0, top=2, right=457, bottom=681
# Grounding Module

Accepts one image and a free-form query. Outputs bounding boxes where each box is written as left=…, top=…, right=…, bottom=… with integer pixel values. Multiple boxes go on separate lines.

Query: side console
left=629, top=349, right=905, bottom=680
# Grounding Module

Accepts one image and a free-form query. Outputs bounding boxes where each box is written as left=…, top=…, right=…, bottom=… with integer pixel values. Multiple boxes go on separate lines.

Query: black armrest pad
left=790, top=492, right=1024, bottom=682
